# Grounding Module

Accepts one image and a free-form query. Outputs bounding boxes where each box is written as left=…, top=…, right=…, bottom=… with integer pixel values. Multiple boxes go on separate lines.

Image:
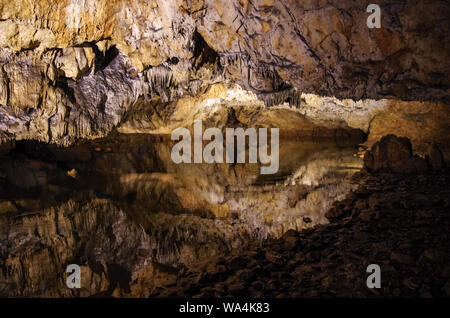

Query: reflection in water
left=0, top=135, right=362, bottom=296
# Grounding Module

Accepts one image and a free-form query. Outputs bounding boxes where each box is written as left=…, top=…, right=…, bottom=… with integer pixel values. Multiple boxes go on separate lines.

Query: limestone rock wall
left=195, top=0, right=450, bottom=100
left=0, top=0, right=448, bottom=146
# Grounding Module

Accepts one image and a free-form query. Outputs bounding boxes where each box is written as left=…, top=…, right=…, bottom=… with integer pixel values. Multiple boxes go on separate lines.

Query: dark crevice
left=106, top=263, right=132, bottom=294
left=1, top=65, right=10, bottom=107
left=92, top=45, right=119, bottom=73
left=54, top=77, right=76, bottom=104
left=191, top=30, right=220, bottom=69
left=166, top=57, right=179, bottom=65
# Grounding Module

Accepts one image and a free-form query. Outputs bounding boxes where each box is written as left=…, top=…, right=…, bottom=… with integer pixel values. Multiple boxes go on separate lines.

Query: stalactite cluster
left=259, top=88, right=303, bottom=108
left=145, top=65, right=177, bottom=102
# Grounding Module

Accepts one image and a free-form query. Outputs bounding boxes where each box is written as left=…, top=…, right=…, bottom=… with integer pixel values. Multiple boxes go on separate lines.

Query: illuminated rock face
left=0, top=1, right=449, bottom=298
left=0, top=0, right=449, bottom=150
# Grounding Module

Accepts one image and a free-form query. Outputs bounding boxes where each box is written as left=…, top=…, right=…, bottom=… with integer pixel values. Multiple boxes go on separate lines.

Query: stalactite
left=259, top=88, right=303, bottom=108
left=218, top=52, right=250, bottom=68
left=145, top=66, right=178, bottom=102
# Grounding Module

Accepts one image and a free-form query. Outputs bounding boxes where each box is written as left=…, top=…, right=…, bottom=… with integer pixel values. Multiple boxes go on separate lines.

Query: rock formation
left=0, top=0, right=448, bottom=151
left=0, top=0, right=449, bottom=299
left=363, top=134, right=446, bottom=173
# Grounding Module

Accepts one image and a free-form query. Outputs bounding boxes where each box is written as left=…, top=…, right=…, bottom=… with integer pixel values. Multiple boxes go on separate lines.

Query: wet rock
left=282, top=230, right=300, bottom=249
left=229, top=256, right=249, bottom=271
left=358, top=211, right=373, bottom=222
left=293, top=252, right=306, bottom=264
left=206, top=263, right=227, bottom=276
left=226, top=279, right=246, bottom=295
left=265, top=251, right=282, bottom=264
left=353, top=200, right=367, bottom=213
left=426, top=143, right=446, bottom=171
left=236, top=269, right=255, bottom=282
left=408, top=155, right=428, bottom=174
left=390, top=252, right=415, bottom=266
left=251, top=280, right=264, bottom=290
left=364, top=135, right=412, bottom=172
left=364, top=135, right=429, bottom=174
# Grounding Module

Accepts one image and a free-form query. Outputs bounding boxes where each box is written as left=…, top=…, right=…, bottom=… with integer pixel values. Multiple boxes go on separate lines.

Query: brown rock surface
left=0, top=0, right=449, bottom=146
left=364, top=135, right=434, bottom=174
left=426, top=143, right=446, bottom=171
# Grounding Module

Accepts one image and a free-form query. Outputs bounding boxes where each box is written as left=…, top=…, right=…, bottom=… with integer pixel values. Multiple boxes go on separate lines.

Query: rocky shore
left=151, top=136, right=450, bottom=298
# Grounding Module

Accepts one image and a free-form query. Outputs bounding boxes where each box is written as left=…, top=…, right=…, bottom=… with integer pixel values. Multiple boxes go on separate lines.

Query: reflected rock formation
left=0, top=135, right=361, bottom=297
